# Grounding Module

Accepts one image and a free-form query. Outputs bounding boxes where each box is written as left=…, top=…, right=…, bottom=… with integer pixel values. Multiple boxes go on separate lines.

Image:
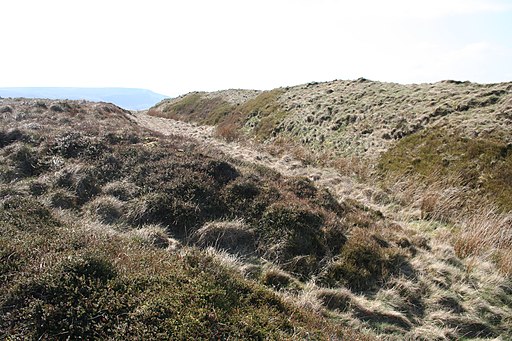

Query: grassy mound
left=148, top=93, right=235, bottom=125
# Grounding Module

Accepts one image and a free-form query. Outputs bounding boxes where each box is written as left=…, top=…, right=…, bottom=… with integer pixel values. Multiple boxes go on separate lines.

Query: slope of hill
left=151, top=79, right=512, bottom=158
left=147, top=79, right=512, bottom=339
left=2, top=94, right=511, bottom=340
left=0, top=87, right=168, bottom=110
left=150, top=79, right=512, bottom=211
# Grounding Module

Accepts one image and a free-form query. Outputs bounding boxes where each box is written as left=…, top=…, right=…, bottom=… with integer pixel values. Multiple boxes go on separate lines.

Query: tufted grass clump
left=84, top=195, right=125, bottom=224
left=194, top=219, right=255, bottom=256
left=128, top=224, right=172, bottom=249
left=102, top=180, right=139, bottom=201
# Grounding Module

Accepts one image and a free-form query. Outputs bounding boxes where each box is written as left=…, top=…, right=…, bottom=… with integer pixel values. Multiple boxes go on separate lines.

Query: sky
left=1, top=0, right=511, bottom=97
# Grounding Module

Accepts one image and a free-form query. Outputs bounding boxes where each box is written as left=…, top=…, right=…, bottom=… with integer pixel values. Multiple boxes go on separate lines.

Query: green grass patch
left=213, top=89, right=289, bottom=141
left=151, top=93, right=235, bottom=125
left=238, top=89, right=288, bottom=140
left=150, top=90, right=290, bottom=142
left=379, top=128, right=512, bottom=211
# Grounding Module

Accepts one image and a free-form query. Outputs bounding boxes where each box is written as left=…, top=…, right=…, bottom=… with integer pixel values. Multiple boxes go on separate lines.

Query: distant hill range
left=0, top=87, right=168, bottom=110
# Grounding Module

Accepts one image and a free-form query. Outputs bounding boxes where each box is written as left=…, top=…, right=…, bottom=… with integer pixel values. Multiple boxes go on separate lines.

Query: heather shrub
left=0, top=239, right=21, bottom=283
left=73, top=168, right=101, bottom=205
left=50, top=132, right=107, bottom=159
left=29, top=179, right=49, bottom=196
left=284, top=176, right=317, bottom=199
left=53, top=165, right=101, bottom=205
left=223, top=177, right=280, bottom=223
left=0, top=195, right=60, bottom=232
left=0, top=128, right=28, bottom=148
left=7, top=143, right=45, bottom=177
left=205, top=160, right=239, bottom=185
left=125, top=192, right=203, bottom=238
left=60, top=252, right=117, bottom=281
left=0, top=105, right=13, bottom=113
left=258, top=203, right=325, bottom=262
left=48, top=189, right=78, bottom=209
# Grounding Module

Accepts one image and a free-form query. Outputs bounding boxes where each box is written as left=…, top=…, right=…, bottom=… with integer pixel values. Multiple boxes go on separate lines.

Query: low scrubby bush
left=7, top=143, right=45, bottom=178
left=258, top=203, right=325, bottom=262
left=0, top=128, right=28, bottom=148
left=223, top=177, right=279, bottom=223
left=50, top=132, right=107, bottom=159
left=48, top=189, right=78, bottom=209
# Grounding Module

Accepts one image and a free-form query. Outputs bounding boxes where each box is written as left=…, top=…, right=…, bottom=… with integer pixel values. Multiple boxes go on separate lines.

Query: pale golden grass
left=385, top=172, right=512, bottom=276
left=266, top=136, right=372, bottom=180
left=453, top=209, right=512, bottom=268
left=383, top=172, right=468, bottom=223
left=128, top=224, right=173, bottom=249
left=193, top=219, right=255, bottom=256
left=281, top=281, right=325, bottom=313
left=83, top=195, right=125, bottom=224
left=404, top=325, right=457, bottom=341
left=203, top=246, right=246, bottom=273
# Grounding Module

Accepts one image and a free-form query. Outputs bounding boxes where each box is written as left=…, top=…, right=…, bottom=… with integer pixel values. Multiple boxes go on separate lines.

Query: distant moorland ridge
left=0, top=87, right=168, bottom=110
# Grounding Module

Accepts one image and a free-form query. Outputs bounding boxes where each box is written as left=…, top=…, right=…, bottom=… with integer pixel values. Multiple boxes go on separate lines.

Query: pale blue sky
left=1, top=0, right=511, bottom=97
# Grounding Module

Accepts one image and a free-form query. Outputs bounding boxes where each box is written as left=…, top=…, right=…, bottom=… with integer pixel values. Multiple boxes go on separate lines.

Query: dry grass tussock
left=194, top=219, right=255, bottom=256
left=453, top=209, right=512, bottom=274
